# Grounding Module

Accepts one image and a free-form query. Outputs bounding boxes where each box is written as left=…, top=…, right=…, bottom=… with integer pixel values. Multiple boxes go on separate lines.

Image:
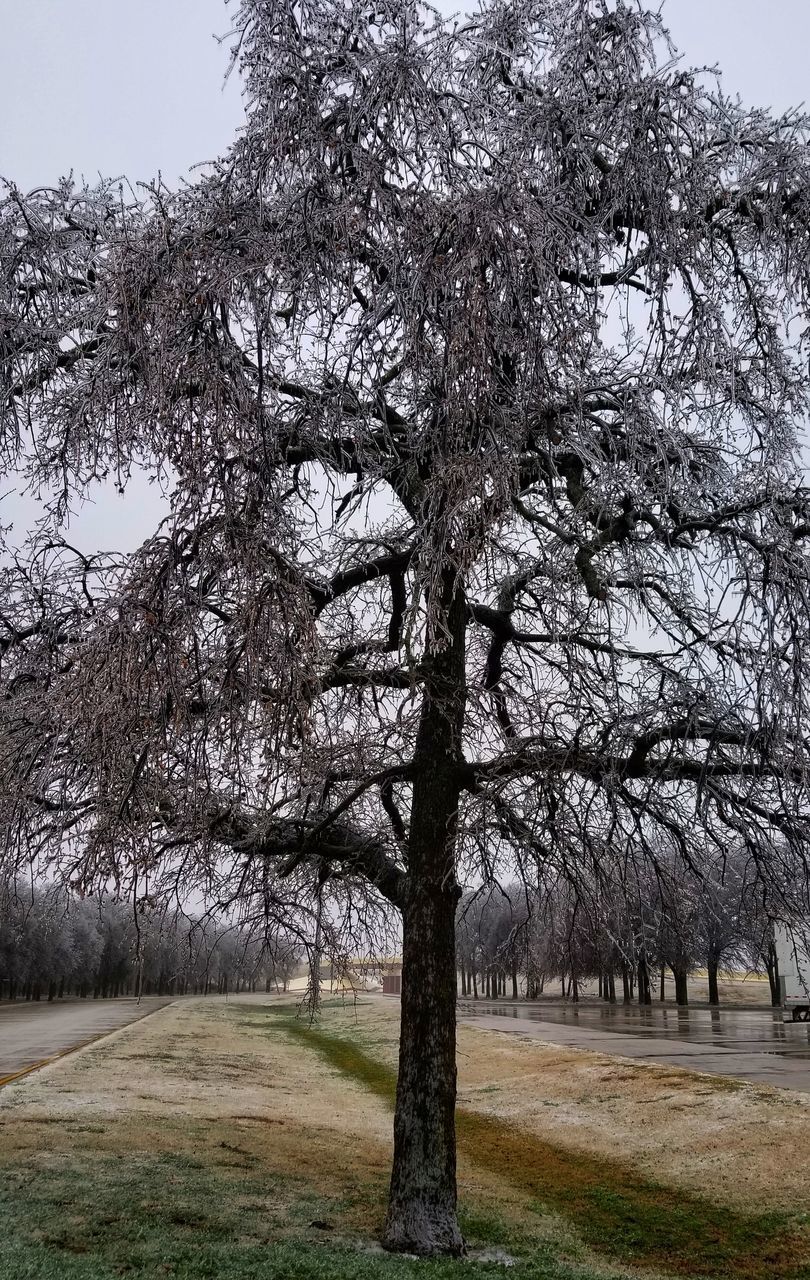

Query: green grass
left=0, top=1148, right=618, bottom=1280
left=260, top=1006, right=809, bottom=1280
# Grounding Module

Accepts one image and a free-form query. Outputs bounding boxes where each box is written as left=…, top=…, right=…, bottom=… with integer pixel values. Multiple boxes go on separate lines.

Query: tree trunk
left=673, top=966, right=689, bottom=1006
left=511, top=959, right=518, bottom=1000
left=309, top=888, right=324, bottom=1014
left=707, top=953, right=720, bottom=1006
left=383, top=578, right=465, bottom=1258
left=622, top=964, right=631, bottom=1003
left=608, top=972, right=616, bottom=1003
left=637, top=953, right=651, bottom=1005
left=765, top=941, right=781, bottom=1006
left=659, top=966, right=666, bottom=1002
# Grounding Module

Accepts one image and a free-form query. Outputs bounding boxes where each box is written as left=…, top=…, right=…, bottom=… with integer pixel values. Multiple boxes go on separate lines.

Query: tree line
left=3, top=854, right=787, bottom=1011
left=0, top=882, right=302, bottom=1002
left=457, top=855, right=785, bottom=1009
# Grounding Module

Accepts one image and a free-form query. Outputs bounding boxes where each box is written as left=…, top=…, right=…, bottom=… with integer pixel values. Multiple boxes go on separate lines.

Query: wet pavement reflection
left=461, top=1001, right=810, bottom=1060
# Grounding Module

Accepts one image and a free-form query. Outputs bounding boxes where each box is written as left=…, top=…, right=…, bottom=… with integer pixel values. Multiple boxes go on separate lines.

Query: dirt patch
left=457, top=1032, right=810, bottom=1217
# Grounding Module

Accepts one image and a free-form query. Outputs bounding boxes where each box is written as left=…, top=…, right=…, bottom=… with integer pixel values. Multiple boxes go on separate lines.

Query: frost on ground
left=314, top=996, right=810, bottom=1217
left=1, top=993, right=808, bottom=1234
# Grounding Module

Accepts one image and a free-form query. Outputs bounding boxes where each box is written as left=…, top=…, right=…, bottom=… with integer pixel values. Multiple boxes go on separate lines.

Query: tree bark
left=673, top=965, right=689, bottom=1006
left=707, top=953, right=720, bottom=1006
left=383, top=579, right=465, bottom=1258
left=637, top=953, right=651, bottom=1005
left=765, top=941, right=781, bottom=1006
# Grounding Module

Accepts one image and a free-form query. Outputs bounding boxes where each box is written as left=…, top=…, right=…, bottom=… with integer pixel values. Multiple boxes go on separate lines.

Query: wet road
left=459, top=1001, right=810, bottom=1092
left=0, top=997, right=173, bottom=1083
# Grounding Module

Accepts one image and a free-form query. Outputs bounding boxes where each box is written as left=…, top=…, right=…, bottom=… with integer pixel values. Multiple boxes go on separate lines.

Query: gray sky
left=1, top=0, right=809, bottom=551
left=0, top=0, right=243, bottom=189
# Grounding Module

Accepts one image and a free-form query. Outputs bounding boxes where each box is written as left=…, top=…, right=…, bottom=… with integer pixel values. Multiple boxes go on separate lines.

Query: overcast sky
left=1, top=0, right=809, bottom=551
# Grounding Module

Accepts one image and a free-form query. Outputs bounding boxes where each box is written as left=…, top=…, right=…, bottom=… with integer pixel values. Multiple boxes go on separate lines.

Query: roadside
left=458, top=1004, right=810, bottom=1093
left=315, top=995, right=810, bottom=1218
left=0, top=996, right=174, bottom=1082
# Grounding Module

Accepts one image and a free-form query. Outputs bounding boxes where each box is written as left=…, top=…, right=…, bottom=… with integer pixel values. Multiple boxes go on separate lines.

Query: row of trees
left=3, top=858, right=786, bottom=1011
left=457, top=856, right=786, bottom=1008
left=0, top=882, right=302, bottom=1001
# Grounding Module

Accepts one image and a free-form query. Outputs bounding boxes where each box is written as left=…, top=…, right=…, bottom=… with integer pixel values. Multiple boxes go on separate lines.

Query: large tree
left=3, top=0, right=810, bottom=1255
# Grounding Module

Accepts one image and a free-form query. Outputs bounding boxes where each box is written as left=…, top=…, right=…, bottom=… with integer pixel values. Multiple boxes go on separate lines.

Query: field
left=1, top=995, right=809, bottom=1280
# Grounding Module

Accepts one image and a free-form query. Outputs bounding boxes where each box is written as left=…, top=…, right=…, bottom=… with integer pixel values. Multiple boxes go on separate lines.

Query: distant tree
left=693, top=852, right=749, bottom=1006
left=262, top=930, right=303, bottom=992
left=4, top=0, right=810, bottom=1255
left=653, top=863, right=700, bottom=1007
left=456, top=892, right=484, bottom=999
left=457, top=885, right=528, bottom=998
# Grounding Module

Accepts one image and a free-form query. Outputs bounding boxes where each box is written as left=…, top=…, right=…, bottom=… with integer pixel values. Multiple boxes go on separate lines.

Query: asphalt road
left=0, top=997, right=173, bottom=1082
left=459, top=1001, right=810, bottom=1092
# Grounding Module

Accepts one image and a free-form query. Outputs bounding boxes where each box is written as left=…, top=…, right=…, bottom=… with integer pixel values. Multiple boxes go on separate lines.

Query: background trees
left=3, top=0, right=810, bottom=1256
left=455, top=853, right=779, bottom=1009
left=0, top=882, right=303, bottom=1001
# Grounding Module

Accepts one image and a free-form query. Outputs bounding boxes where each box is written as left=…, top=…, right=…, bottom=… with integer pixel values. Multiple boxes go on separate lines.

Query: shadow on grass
left=266, top=1008, right=808, bottom=1280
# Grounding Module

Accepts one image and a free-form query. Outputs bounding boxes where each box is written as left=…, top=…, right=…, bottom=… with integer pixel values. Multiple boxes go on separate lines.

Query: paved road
left=0, top=997, right=173, bottom=1082
left=459, top=1001, right=810, bottom=1093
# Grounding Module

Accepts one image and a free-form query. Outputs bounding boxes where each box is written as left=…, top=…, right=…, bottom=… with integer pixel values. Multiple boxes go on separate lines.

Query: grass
left=260, top=1005, right=810, bottom=1280
left=0, top=1146, right=628, bottom=1280
left=2, top=996, right=808, bottom=1280
left=0, top=998, right=623, bottom=1280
